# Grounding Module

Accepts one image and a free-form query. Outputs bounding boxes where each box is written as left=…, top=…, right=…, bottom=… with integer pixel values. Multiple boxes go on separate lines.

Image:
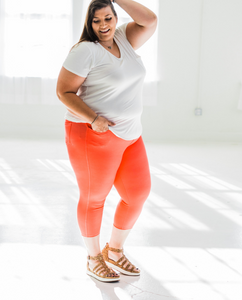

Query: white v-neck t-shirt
left=62, top=23, right=146, bottom=140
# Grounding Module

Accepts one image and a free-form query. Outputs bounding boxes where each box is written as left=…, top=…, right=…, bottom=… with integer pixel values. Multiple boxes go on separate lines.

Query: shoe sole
left=86, top=270, right=120, bottom=282
left=105, top=261, right=140, bottom=276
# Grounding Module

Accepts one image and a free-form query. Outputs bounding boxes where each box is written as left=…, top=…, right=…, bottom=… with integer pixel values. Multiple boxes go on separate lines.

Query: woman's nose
left=100, top=20, right=107, bottom=28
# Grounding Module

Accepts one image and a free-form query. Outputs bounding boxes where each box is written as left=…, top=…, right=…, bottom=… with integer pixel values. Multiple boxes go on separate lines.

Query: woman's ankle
left=108, top=227, right=131, bottom=250
left=82, top=234, right=101, bottom=257
left=108, top=241, right=123, bottom=249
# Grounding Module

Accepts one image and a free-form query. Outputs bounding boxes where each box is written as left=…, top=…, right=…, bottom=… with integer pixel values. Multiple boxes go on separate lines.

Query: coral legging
left=65, top=120, right=151, bottom=237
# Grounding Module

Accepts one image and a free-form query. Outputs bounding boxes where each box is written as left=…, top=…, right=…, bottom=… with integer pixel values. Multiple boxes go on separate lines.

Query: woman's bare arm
left=114, top=0, right=157, bottom=50
left=56, top=67, right=97, bottom=122
left=56, top=67, right=115, bottom=132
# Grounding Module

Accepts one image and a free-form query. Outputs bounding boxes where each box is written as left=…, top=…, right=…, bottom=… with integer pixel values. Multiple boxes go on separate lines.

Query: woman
left=56, top=0, right=157, bottom=282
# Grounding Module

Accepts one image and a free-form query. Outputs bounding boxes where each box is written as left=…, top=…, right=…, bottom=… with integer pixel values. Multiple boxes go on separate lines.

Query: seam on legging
left=65, top=121, right=73, bottom=145
left=84, top=126, right=91, bottom=236
left=117, top=165, right=131, bottom=228
left=118, top=139, right=137, bottom=206
left=114, top=138, right=142, bottom=230
left=69, top=122, right=73, bottom=145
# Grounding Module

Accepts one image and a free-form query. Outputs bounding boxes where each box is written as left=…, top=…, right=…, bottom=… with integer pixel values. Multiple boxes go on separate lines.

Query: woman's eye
left=93, top=18, right=112, bottom=23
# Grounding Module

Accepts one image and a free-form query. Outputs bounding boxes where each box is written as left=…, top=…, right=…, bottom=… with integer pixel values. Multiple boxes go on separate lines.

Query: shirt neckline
left=98, top=36, right=122, bottom=60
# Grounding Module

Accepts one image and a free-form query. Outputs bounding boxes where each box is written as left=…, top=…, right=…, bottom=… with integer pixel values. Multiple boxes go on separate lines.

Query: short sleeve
left=62, top=42, right=93, bottom=78
left=115, top=23, right=128, bottom=39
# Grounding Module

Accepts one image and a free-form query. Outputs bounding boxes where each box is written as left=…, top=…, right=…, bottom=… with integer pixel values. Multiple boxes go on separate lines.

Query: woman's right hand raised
left=91, top=115, right=115, bottom=133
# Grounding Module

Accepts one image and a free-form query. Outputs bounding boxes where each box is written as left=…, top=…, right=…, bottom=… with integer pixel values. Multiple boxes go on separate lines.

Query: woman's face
left=92, top=6, right=117, bottom=42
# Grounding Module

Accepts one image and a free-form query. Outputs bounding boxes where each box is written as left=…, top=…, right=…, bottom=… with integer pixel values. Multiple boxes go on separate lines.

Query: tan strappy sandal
left=102, top=243, right=140, bottom=276
left=86, top=253, right=120, bottom=282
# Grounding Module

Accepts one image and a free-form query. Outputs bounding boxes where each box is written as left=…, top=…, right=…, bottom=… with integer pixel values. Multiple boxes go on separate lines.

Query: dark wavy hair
left=74, top=0, right=117, bottom=48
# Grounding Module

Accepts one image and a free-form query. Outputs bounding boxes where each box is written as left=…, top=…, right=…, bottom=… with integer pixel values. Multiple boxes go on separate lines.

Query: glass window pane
left=4, top=0, right=72, bottom=78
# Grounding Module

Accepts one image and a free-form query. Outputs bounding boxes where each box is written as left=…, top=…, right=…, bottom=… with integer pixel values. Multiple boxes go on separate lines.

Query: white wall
left=141, top=0, right=242, bottom=142
left=0, top=0, right=242, bottom=142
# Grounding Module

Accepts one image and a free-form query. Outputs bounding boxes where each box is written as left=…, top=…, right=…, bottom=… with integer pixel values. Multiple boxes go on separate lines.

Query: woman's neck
left=99, top=39, right=114, bottom=49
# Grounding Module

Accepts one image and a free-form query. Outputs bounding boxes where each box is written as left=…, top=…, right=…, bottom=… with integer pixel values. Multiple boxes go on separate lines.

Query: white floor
left=0, top=139, right=242, bottom=300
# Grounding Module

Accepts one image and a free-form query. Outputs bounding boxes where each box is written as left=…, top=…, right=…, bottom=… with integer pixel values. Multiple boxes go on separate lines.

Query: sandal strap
left=104, top=242, right=123, bottom=253
left=118, top=255, right=136, bottom=271
left=87, top=253, right=117, bottom=277
left=93, top=263, right=109, bottom=275
left=102, top=243, right=138, bottom=273
left=87, top=253, right=104, bottom=261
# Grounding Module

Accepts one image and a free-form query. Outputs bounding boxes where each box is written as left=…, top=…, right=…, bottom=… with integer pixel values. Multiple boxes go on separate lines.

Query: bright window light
left=3, top=0, right=72, bottom=78
left=3, top=0, right=158, bottom=82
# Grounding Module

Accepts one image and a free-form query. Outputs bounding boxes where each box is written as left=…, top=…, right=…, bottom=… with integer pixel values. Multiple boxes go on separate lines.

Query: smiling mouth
left=100, top=29, right=110, bottom=34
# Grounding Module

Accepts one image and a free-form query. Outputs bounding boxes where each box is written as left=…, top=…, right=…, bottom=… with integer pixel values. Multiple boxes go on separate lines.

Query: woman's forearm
left=58, top=92, right=97, bottom=123
left=114, top=0, right=157, bottom=27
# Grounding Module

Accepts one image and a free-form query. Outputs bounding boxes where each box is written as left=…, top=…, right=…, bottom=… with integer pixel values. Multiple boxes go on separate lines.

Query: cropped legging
left=65, top=120, right=151, bottom=237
